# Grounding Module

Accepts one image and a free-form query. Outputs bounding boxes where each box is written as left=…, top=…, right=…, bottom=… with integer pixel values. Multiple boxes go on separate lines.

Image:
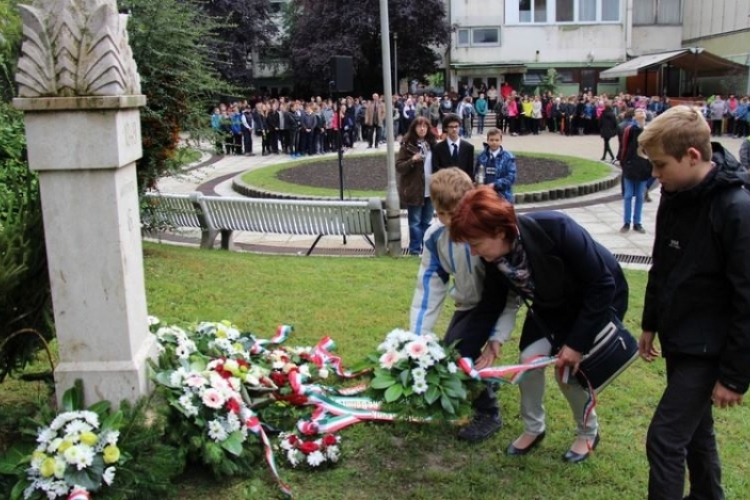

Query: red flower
left=237, top=359, right=249, bottom=369
left=298, top=441, right=319, bottom=454
left=270, top=372, right=287, bottom=387
left=322, top=434, right=337, bottom=446
left=287, top=435, right=298, bottom=445
left=246, top=417, right=260, bottom=429
left=225, top=397, right=241, bottom=414
left=274, top=393, right=308, bottom=406
left=217, top=368, right=233, bottom=379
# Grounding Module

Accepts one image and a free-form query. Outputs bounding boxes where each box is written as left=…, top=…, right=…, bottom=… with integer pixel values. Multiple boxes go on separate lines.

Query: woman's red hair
left=449, top=186, right=518, bottom=243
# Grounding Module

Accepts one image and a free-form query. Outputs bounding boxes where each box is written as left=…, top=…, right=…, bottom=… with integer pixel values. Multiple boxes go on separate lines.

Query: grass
left=239, top=152, right=612, bottom=199
left=3, top=244, right=750, bottom=499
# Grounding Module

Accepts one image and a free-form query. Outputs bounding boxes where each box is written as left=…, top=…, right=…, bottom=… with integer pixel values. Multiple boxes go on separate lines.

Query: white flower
left=201, top=388, right=225, bottom=409
left=101, top=430, right=120, bottom=446
left=326, top=445, right=340, bottom=462
left=155, top=343, right=165, bottom=355
left=298, top=364, right=311, bottom=377
left=53, top=457, right=66, bottom=479
left=207, top=420, right=228, bottom=442
left=170, top=367, right=188, bottom=386
left=418, top=355, right=436, bottom=369
left=447, top=362, right=458, bottom=374
left=226, top=413, right=241, bottom=433
left=175, top=344, right=191, bottom=359
left=63, top=444, right=94, bottom=470
left=411, top=367, right=426, bottom=380
left=178, top=394, right=199, bottom=416
left=405, top=338, right=428, bottom=359
left=377, top=338, right=398, bottom=352
left=36, top=428, right=55, bottom=444
left=64, top=419, right=93, bottom=437
left=46, top=438, right=63, bottom=454
left=80, top=411, right=100, bottom=427
left=428, top=344, right=446, bottom=361
left=147, top=315, right=160, bottom=326
left=412, top=379, right=428, bottom=394
left=379, top=350, right=403, bottom=369
left=287, top=449, right=299, bottom=467
left=212, top=338, right=233, bottom=353
left=272, top=360, right=285, bottom=370
left=280, top=435, right=294, bottom=451
left=306, top=450, right=326, bottom=467
left=103, top=466, right=116, bottom=486
left=318, top=368, right=329, bottom=379
left=245, top=374, right=260, bottom=386
left=224, top=359, right=239, bottom=373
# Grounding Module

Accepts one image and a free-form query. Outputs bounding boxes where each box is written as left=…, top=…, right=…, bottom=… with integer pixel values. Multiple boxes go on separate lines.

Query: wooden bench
left=142, top=192, right=387, bottom=256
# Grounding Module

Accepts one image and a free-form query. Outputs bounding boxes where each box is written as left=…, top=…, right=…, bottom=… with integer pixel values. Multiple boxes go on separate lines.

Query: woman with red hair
left=450, top=186, right=629, bottom=463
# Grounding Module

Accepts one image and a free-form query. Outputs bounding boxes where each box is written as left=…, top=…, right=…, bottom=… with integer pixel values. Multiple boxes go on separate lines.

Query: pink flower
left=201, top=388, right=225, bottom=409
left=406, top=339, right=428, bottom=359
left=379, top=350, right=402, bottom=369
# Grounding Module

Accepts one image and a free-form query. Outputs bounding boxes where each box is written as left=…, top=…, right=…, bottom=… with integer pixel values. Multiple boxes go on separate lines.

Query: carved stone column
left=13, top=0, right=155, bottom=407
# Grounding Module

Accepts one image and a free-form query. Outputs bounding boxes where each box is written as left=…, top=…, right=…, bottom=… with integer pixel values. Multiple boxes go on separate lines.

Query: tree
left=120, top=0, right=231, bottom=191
left=200, top=0, right=278, bottom=88
left=285, top=0, right=450, bottom=95
left=0, top=0, right=22, bottom=102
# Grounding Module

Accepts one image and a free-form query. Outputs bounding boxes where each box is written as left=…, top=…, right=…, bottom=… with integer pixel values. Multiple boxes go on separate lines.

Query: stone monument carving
left=16, top=0, right=140, bottom=97
left=14, top=0, right=153, bottom=408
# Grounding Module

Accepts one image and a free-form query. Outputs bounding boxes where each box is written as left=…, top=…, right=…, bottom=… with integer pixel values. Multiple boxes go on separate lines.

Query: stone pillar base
left=54, top=334, right=157, bottom=408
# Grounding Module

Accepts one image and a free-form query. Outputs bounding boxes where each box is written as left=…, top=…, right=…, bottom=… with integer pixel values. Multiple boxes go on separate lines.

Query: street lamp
left=393, top=32, right=398, bottom=95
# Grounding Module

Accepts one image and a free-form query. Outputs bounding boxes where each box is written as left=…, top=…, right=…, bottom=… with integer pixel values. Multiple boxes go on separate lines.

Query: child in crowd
left=638, top=105, right=750, bottom=500
left=410, top=167, right=517, bottom=442
left=473, top=128, right=517, bottom=202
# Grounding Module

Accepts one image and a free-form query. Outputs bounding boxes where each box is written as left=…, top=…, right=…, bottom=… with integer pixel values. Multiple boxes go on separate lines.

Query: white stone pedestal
left=14, top=96, right=155, bottom=407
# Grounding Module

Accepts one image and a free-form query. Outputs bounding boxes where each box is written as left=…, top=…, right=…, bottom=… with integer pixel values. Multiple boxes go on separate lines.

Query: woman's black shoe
left=562, top=433, right=600, bottom=463
left=506, top=431, right=546, bottom=456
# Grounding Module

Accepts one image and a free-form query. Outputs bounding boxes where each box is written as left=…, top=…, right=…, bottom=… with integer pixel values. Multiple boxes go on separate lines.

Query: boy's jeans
left=623, top=178, right=647, bottom=225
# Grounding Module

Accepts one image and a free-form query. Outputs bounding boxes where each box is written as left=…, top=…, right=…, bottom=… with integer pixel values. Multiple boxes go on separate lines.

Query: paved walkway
left=155, top=132, right=744, bottom=268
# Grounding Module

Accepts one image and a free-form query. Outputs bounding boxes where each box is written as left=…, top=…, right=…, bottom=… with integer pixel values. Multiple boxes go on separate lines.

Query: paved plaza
left=154, top=132, right=745, bottom=269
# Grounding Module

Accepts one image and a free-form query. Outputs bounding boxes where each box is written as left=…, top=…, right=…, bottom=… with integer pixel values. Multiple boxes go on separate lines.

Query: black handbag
left=520, top=294, right=639, bottom=394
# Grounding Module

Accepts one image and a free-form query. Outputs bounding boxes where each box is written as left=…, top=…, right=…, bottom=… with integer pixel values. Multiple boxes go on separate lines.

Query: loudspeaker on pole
left=329, top=56, right=354, bottom=93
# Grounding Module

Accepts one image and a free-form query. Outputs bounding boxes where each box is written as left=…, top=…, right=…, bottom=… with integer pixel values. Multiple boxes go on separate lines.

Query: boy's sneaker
left=634, top=224, right=646, bottom=234
left=457, top=413, right=503, bottom=442
left=619, top=224, right=630, bottom=233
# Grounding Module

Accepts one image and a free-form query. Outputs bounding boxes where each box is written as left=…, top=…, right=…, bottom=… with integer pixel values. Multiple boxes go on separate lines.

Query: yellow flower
left=103, top=444, right=120, bottom=464
left=80, top=431, right=98, bottom=446
left=57, top=440, right=73, bottom=453
left=32, top=451, right=47, bottom=462
left=40, top=458, right=56, bottom=478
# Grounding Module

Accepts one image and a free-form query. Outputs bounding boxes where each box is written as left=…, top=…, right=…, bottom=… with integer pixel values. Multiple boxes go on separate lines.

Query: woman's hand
left=639, top=330, right=660, bottom=362
left=475, top=340, right=502, bottom=370
left=555, top=345, right=582, bottom=374
left=412, top=152, right=423, bottom=162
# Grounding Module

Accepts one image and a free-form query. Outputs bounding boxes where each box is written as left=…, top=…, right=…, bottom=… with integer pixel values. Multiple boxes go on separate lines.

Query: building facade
left=446, top=0, right=749, bottom=96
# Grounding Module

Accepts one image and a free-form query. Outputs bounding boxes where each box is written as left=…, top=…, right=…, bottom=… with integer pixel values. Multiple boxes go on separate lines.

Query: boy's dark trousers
left=646, top=354, right=725, bottom=500
left=443, top=308, right=499, bottom=416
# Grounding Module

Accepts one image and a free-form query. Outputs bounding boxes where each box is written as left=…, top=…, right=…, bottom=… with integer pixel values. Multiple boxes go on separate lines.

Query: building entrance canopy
left=600, top=48, right=747, bottom=79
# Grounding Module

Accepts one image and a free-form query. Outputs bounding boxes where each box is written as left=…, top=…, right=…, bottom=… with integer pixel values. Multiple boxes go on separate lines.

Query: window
left=523, top=70, right=546, bottom=85
left=556, top=0, right=574, bottom=21
left=456, top=28, right=500, bottom=47
left=634, top=0, right=681, bottom=24
left=520, top=0, right=548, bottom=22
left=579, top=0, right=597, bottom=21
left=602, top=0, right=619, bottom=20
left=457, top=29, right=470, bottom=47
left=473, top=28, right=499, bottom=45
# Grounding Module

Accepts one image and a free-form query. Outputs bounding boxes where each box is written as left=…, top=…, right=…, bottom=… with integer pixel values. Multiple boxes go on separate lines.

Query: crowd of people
left=208, top=91, right=750, bottom=499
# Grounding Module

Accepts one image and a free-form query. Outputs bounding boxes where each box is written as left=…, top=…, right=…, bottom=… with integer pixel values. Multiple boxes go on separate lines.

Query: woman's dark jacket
left=508, top=211, right=629, bottom=353
left=642, top=166, right=750, bottom=394
left=599, top=108, right=618, bottom=140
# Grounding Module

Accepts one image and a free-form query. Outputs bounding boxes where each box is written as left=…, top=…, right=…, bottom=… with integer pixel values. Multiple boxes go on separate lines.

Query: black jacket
left=511, top=212, right=629, bottom=353
left=642, top=166, right=750, bottom=394
left=433, top=139, right=475, bottom=180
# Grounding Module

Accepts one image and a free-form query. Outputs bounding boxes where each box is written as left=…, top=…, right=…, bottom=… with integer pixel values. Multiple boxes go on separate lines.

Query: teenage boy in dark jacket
left=638, top=105, right=750, bottom=500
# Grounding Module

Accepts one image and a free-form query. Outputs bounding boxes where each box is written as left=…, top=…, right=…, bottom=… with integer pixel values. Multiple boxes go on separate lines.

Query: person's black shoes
left=562, top=433, right=600, bottom=463
left=619, top=224, right=630, bottom=233
left=506, top=431, right=546, bottom=456
left=457, top=413, right=503, bottom=442
left=634, top=224, right=646, bottom=234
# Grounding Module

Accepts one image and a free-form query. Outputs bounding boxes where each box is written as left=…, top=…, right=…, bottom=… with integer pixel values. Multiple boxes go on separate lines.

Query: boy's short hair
left=638, top=105, right=712, bottom=162
left=442, top=113, right=461, bottom=129
left=430, top=168, right=474, bottom=212
left=486, top=127, right=502, bottom=139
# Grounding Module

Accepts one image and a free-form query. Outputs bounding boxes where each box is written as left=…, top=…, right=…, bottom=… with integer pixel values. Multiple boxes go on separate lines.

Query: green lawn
left=3, top=244, right=749, bottom=499
left=239, top=152, right=612, bottom=199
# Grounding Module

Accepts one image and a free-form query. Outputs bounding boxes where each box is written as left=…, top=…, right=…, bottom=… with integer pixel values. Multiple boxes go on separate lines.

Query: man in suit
left=433, top=113, right=475, bottom=180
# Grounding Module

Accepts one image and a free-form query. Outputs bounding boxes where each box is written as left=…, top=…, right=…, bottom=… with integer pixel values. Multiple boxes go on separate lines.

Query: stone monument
left=13, top=0, right=155, bottom=407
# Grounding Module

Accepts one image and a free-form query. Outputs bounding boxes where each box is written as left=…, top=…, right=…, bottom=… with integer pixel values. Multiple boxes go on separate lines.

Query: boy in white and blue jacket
left=410, top=167, right=518, bottom=442
left=474, top=128, right=517, bottom=203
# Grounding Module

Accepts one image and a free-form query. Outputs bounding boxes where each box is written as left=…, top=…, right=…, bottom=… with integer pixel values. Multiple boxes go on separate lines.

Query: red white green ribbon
left=245, top=414, right=294, bottom=498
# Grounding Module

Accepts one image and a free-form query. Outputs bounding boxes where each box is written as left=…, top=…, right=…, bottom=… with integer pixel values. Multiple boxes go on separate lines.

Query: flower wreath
left=278, top=432, right=341, bottom=469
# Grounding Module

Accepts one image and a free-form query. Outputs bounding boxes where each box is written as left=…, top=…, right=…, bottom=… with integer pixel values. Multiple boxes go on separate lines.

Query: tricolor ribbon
left=245, top=414, right=294, bottom=498
left=458, top=355, right=558, bottom=384
left=310, top=336, right=370, bottom=379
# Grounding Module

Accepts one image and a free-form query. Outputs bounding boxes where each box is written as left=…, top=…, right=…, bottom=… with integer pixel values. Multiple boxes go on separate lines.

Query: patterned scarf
left=494, top=236, right=534, bottom=299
